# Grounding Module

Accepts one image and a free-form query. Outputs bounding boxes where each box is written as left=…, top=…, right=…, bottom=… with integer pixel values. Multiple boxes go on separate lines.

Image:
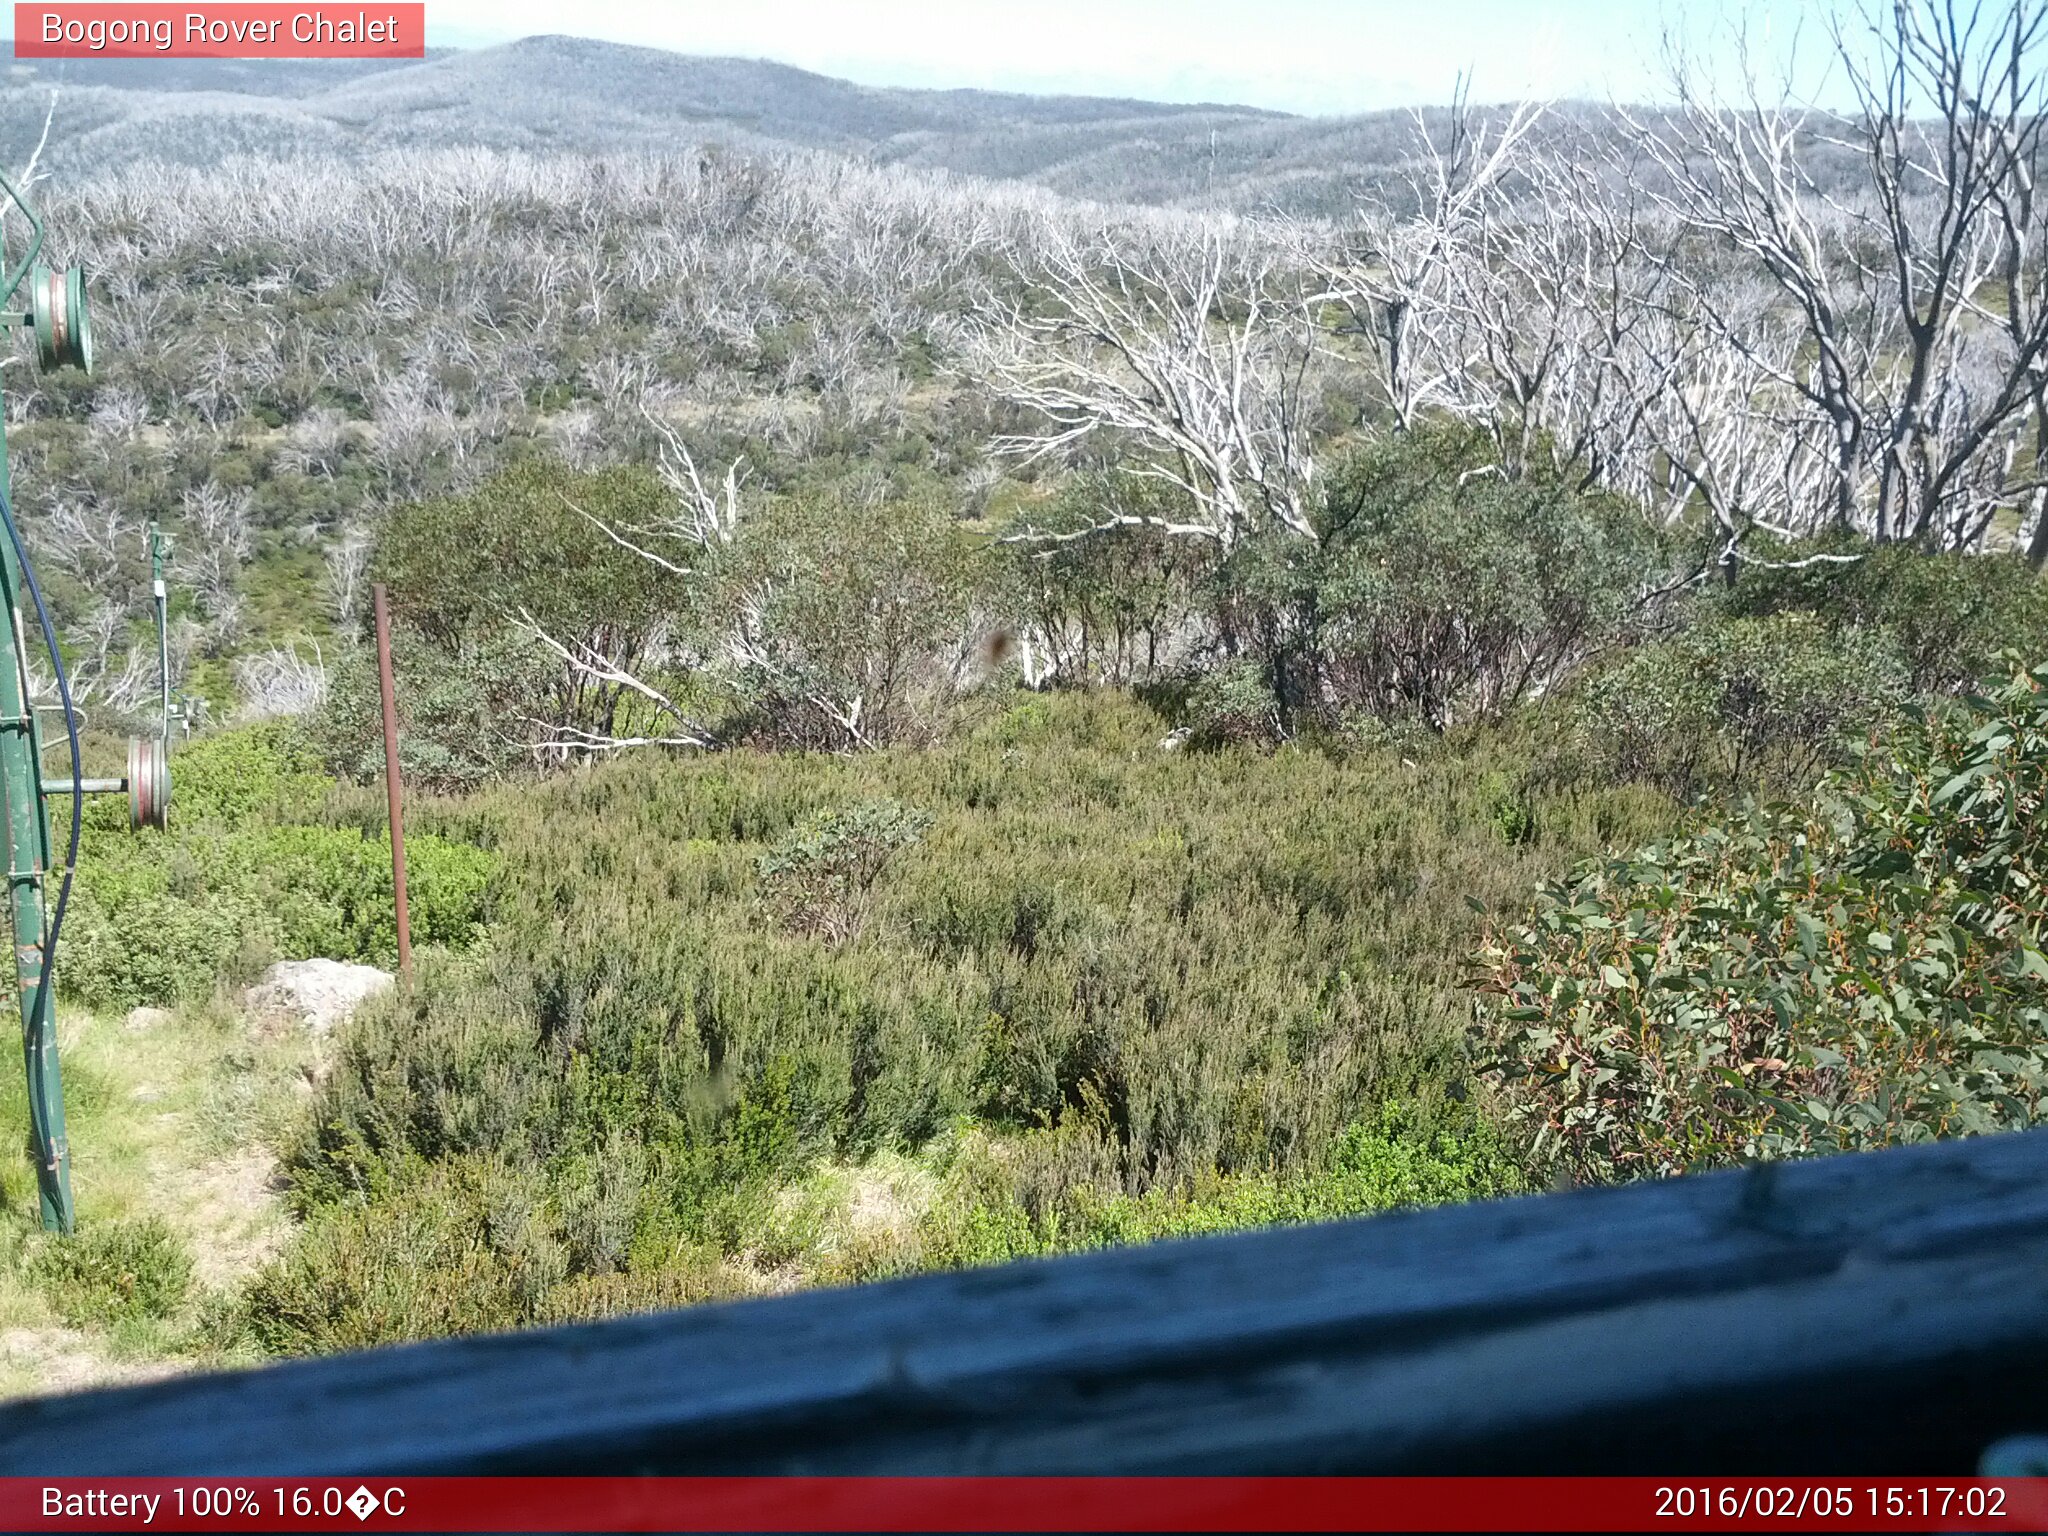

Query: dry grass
left=0, top=998, right=316, bottom=1399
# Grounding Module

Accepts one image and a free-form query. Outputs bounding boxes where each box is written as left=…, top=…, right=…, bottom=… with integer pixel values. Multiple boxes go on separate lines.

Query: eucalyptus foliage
left=1480, top=662, right=2048, bottom=1182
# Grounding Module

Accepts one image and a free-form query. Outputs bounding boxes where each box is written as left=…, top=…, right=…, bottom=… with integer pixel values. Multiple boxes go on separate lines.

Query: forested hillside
left=0, top=1, right=2043, bottom=1387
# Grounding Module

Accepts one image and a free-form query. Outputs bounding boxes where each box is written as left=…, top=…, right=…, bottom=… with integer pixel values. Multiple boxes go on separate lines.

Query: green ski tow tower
left=1, top=168, right=171, bottom=1233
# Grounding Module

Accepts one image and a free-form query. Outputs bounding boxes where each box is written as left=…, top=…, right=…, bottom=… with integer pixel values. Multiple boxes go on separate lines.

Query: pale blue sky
left=424, top=0, right=1834, bottom=116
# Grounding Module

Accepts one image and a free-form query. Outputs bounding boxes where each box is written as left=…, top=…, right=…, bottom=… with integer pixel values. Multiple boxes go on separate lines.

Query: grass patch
left=0, top=997, right=317, bottom=1396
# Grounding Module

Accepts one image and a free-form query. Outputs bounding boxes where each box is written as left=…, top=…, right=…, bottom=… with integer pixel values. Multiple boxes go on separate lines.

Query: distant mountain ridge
left=0, top=33, right=1433, bottom=213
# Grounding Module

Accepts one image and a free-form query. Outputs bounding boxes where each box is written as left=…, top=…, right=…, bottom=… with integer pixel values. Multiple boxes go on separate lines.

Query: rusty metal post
left=372, top=584, right=412, bottom=982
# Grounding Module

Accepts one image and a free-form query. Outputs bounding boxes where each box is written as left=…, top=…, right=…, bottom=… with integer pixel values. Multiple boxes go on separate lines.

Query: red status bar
left=13, top=6, right=425, bottom=60
left=2, top=1478, right=2047, bottom=1532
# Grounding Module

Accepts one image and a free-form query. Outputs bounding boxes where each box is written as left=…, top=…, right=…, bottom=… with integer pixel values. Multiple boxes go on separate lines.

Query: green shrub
left=65, top=823, right=492, bottom=1009
left=238, top=1156, right=564, bottom=1355
left=347, top=460, right=694, bottom=785
left=260, top=825, right=494, bottom=962
left=33, top=1217, right=193, bottom=1327
left=260, top=690, right=1678, bottom=1352
left=757, top=799, right=932, bottom=943
left=916, top=1100, right=1526, bottom=1270
left=1479, top=659, right=2048, bottom=1185
left=1716, top=538, right=2048, bottom=695
left=63, top=883, right=274, bottom=1013
left=1333, top=708, right=1436, bottom=760
left=1226, top=423, right=1668, bottom=729
left=375, top=459, right=680, bottom=657
left=1321, top=1099, right=1527, bottom=1206
left=279, top=961, right=563, bottom=1211
left=63, top=723, right=495, bottom=1009
left=995, top=476, right=1213, bottom=687
left=534, top=1261, right=748, bottom=1327
left=310, top=629, right=539, bottom=792
left=165, top=721, right=330, bottom=827
left=1479, top=770, right=1536, bottom=846
left=1183, top=659, right=1284, bottom=748
left=1567, top=613, right=1911, bottom=799
left=721, top=488, right=980, bottom=750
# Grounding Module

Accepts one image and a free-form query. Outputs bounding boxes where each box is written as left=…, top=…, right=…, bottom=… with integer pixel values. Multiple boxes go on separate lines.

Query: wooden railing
left=2, top=1129, right=2045, bottom=1475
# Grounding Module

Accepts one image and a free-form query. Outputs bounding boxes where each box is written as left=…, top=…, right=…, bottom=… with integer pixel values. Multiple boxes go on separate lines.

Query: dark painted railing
left=2, top=1130, right=2045, bottom=1475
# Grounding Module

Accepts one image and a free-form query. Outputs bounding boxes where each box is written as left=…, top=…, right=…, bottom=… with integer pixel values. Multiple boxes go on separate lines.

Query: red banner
left=13, top=5, right=424, bottom=59
left=0, top=1478, right=2045, bottom=1532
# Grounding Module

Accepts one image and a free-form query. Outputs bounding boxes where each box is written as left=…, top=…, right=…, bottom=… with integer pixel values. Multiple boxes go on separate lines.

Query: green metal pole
left=150, top=524, right=169, bottom=742
left=0, top=169, right=91, bottom=1234
left=0, top=417, right=70, bottom=1233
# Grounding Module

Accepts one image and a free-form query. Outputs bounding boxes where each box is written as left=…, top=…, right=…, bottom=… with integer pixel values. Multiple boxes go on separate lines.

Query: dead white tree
left=1, top=88, right=56, bottom=217
left=1629, top=268, right=1846, bottom=561
left=323, top=522, right=373, bottom=625
left=0, top=89, right=58, bottom=382
left=86, top=384, right=148, bottom=441
left=1627, top=1, right=2048, bottom=547
left=64, top=599, right=155, bottom=718
left=234, top=641, right=328, bottom=720
left=1311, top=83, right=1548, bottom=431
left=513, top=607, right=719, bottom=763
left=645, top=405, right=746, bottom=551
left=279, top=407, right=355, bottom=479
left=975, top=225, right=1326, bottom=549
left=1833, top=0, right=2048, bottom=546
left=1623, top=41, right=1888, bottom=537
left=41, top=498, right=138, bottom=592
left=178, top=482, right=253, bottom=649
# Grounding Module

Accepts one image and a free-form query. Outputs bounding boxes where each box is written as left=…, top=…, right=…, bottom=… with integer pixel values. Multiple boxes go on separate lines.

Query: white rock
left=244, top=959, right=394, bottom=1036
left=123, top=1006, right=173, bottom=1033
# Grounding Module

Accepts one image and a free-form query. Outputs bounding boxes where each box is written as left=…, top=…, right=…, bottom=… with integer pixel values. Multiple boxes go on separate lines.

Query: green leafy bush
left=916, top=1100, right=1526, bottom=1269
left=375, top=458, right=679, bottom=659
left=1716, top=538, right=2048, bottom=695
left=64, top=724, right=495, bottom=1008
left=1567, top=613, right=1911, bottom=799
left=66, top=821, right=492, bottom=1009
left=33, top=1217, right=193, bottom=1327
left=162, top=722, right=329, bottom=825
left=1184, top=659, right=1284, bottom=748
left=278, top=964, right=565, bottom=1212
left=264, top=825, right=494, bottom=960
left=237, top=1156, right=567, bottom=1355
left=757, top=799, right=932, bottom=943
left=310, top=628, right=538, bottom=792
left=1253, top=424, right=1668, bottom=729
left=63, top=882, right=272, bottom=1013
left=995, top=475, right=1213, bottom=687
left=339, top=459, right=692, bottom=787
left=253, top=690, right=1677, bottom=1353
left=1479, top=660, right=2048, bottom=1184
left=722, top=488, right=980, bottom=750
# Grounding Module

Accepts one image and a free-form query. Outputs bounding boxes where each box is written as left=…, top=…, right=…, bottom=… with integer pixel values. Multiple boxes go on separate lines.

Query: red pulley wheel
left=30, top=262, right=91, bottom=374
left=127, top=736, right=168, bottom=831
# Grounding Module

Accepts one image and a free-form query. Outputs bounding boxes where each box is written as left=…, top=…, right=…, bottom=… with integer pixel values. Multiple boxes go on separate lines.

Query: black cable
left=0, top=479, right=81, bottom=1087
